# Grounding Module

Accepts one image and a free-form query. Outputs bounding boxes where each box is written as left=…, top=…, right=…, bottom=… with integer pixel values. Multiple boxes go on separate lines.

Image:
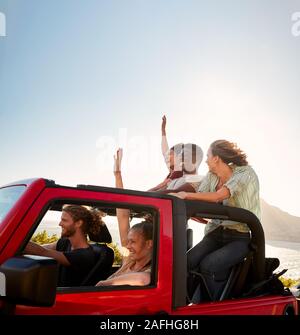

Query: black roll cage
left=172, top=199, right=265, bottom=309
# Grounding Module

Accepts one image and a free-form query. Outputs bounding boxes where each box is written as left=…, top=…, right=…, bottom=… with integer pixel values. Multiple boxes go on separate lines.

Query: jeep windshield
left=0, top=185, right=26, bottom=225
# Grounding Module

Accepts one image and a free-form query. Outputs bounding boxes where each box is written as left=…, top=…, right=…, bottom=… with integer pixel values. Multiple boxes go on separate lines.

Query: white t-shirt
left=167, top=174, right=203, bottom=190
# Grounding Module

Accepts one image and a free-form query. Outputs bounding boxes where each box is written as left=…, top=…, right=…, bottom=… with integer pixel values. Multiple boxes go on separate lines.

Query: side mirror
left=0, top=255, right=58, bottom=307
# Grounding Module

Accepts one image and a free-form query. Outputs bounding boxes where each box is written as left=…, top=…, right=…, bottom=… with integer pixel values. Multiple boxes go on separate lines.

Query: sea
left=265, top=241, right=300, bottom=280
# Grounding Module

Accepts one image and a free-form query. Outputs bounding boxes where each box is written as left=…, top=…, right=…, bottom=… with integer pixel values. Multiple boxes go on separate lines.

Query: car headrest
left=265, top=257, right=280, bottom=278
left=88, top=223, right=112, bottom=243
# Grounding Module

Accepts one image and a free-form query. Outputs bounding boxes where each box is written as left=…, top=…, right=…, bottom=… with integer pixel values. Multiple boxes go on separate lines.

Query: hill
left=261, top=199, right=300, bottom=242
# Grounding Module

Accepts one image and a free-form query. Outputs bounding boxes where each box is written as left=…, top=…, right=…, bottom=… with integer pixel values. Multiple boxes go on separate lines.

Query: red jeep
left=0, top=178, right=299, bottom=315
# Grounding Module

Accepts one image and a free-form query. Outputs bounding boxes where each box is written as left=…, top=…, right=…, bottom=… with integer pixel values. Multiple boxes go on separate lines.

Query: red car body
left=0, top=178, right=298, bottom=315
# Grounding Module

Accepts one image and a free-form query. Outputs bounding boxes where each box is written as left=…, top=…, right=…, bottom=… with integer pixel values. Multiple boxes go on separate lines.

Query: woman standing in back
left=171, top=140, right=261, bottom=302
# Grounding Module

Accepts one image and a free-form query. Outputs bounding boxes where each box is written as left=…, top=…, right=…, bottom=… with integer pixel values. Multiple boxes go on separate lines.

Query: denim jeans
left=187, top=226, right=251, bottom=302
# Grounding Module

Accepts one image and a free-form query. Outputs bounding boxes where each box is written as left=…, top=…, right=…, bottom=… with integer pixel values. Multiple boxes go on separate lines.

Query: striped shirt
left=197, top=165, right=261, bottom=235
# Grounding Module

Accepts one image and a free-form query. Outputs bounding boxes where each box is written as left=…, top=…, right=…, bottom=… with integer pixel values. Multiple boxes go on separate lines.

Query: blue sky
left=1, top=0, right=300, bottom=216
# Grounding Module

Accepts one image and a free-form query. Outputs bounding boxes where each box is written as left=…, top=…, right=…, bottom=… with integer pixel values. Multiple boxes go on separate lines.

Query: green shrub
left=279, top=276, right=300, bottom=288
left=108, top=243, right=122, bottom=265
left=31, top=230, right=58, bottom=244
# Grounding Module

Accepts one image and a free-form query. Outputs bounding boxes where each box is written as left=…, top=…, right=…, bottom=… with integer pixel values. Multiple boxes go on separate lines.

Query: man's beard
left=61, top=226, right=76, bottom=238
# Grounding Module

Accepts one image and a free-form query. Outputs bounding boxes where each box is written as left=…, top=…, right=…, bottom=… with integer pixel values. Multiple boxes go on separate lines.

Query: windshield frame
left=0, top=185, right=27, bottom=226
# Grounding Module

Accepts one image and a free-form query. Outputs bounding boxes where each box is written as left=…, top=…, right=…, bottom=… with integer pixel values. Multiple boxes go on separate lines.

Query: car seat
left=81, top=244, right=114, bottom=286
left=81, top=221, right=114, bottom=286
left=188, top=246, right=255, bottom=302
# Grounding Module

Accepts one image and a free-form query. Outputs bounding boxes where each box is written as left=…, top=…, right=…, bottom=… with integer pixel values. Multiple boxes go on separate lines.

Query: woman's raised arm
left=114, top=148, right=130, bottom=247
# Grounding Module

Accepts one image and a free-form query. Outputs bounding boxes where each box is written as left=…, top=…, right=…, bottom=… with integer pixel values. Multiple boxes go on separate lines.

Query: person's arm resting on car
left=170, top=186, right=230, bottom=203
left=24, top=241, right=70, bottom=266
left=96, top=272, right=150, bottom=287
left=158, top=183, right=197, bottom=194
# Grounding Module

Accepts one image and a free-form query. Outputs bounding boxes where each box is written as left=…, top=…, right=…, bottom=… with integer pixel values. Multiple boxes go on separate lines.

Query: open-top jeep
left=0, top=178, right=298, bottom=315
